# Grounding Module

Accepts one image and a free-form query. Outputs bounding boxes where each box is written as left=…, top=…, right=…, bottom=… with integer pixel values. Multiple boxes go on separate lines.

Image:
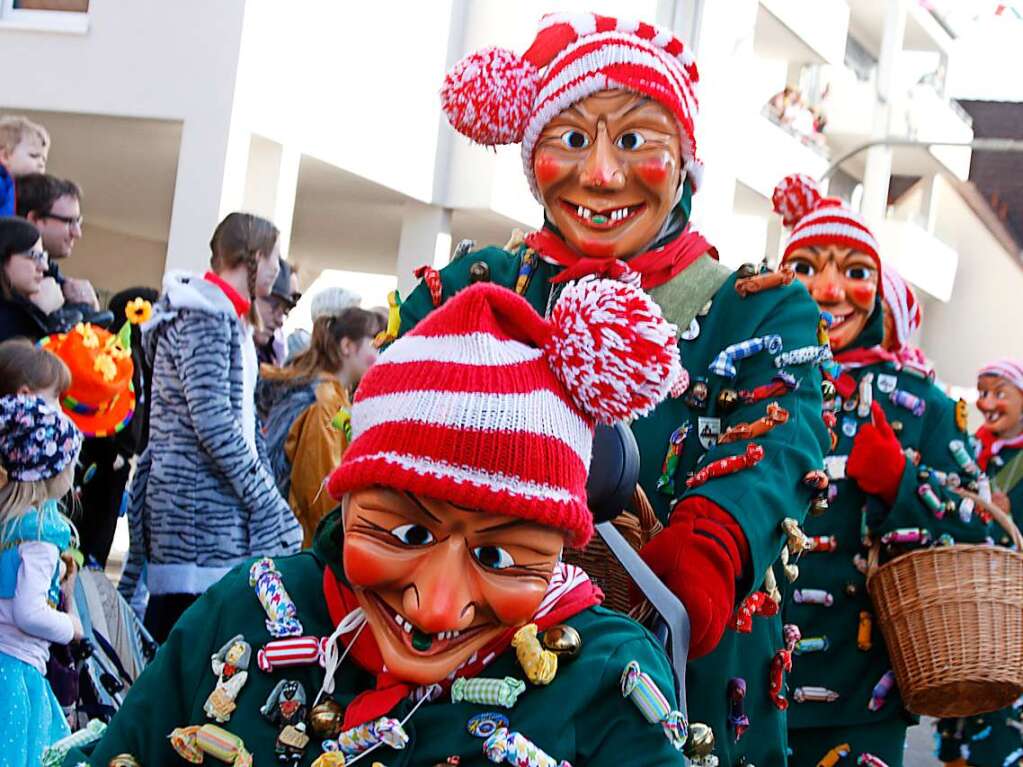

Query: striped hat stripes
left=979, top=359, right=1023, bottom=393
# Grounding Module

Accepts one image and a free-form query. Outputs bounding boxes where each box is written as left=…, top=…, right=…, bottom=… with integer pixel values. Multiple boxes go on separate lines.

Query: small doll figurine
left=203, top=634, right=251, bottom=723
left=260, top=680, right=309, bottom=765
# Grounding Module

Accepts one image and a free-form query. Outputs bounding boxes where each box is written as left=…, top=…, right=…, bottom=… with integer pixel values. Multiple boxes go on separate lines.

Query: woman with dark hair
left=120, top=212, right=302, bottom=642
left=0, top=216, right=51, bottom=342
left=258, top=294, right=384, bottom=546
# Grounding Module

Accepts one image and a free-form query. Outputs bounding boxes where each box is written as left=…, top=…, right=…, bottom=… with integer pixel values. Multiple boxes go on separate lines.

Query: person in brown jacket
left=258, top=300, right=384, bottom=545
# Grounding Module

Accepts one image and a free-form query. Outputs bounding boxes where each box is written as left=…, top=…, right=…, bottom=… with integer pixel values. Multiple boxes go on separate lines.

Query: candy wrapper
left=513, top=624, right=558, bottom=685
left=620, top=660, right=688, bottom=750
left=41, top=719, right=107, bottom=767
left=483, top=727, right=572, bottom=767
left=325, top=716, right=409, bottom=756
left=451, top=676, right=526, bottom=709
left=249, top=557, right=303, bottom=638
left=169, top=725, right=253, bottom=767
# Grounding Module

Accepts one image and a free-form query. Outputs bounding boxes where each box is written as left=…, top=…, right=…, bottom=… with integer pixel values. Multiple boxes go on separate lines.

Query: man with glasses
left=16, top=173, right=101, bottom=317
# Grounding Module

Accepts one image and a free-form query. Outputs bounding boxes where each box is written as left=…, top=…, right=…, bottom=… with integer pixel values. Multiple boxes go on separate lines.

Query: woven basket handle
left=867, top=487, right=1023, bottom=580
left=630, top=486, right=663, bottom=544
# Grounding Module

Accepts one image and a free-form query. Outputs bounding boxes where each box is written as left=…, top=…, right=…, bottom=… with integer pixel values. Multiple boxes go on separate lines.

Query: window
left=13, top=0, right=88, bottom=9
left=0, top=0, right=89, bottom=32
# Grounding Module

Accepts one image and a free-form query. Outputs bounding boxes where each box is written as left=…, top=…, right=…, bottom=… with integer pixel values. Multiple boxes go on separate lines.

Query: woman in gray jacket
left=120, top=213, right=301, bottom=641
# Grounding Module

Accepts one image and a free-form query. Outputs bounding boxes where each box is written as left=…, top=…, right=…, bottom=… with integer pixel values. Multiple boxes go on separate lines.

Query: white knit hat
left=310, top=287, right=362, bottom=322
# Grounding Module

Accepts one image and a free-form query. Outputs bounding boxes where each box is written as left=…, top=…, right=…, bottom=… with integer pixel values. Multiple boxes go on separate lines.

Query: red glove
left=640, top=497, right=750, bottom=659
left=847, top=401, right=906, bottom=506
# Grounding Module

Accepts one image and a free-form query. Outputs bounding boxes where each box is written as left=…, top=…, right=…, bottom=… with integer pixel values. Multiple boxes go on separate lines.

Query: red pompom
left=545, top=277, right=681, bottom=424
left=441, top=47, right=540, bottom=146
left=772, top=174, right=822, bottom=227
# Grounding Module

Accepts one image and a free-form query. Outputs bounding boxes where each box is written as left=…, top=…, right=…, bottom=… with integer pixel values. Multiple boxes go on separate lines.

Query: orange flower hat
left=40, top=323, right=135, bottom=438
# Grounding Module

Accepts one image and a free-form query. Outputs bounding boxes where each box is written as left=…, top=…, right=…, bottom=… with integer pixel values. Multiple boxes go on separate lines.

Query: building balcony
left=754, top=0, right=850, bottom=65
left=877, top=218, right=958, bottom=301
left=848, top=0, right=954, bottom=58
left=0, top=0, right=89, bottom=34
left=735, top=114, right=830, bottom=200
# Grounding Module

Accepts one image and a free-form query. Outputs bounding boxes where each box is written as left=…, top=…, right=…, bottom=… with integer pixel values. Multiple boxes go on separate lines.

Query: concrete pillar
left=396, top=202, right=452, bottom=298
left=860, top=0, right=908, bottom=227
left=242, top=136, right=301, bottom=257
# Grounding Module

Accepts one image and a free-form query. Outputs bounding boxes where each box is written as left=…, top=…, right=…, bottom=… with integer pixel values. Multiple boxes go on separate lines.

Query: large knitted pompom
left=545, top=277, right=682, bottom=424
left=441, top=47, right=540, bottom=146
left=772, top=174, right=822, bottom=228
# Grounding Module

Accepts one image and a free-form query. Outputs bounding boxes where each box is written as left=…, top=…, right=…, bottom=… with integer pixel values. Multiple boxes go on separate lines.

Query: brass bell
left=944, top=500, right=957, bottom=517
left=820, top=379, right=836, bottom=403
left=716, top=389, right=740, bottom=414
left=109, top=756, right=142, bottom=767
left=468, top=261, right=491, bottom=284
left=890, top=420, right=904, bottom=434
left=541, top=624, right=582, bottom=659
left=309, top=698, right=344, bottom=739
left=844, top=582, right=859, bottom=598
left=684, top=722, right=716, bottom=758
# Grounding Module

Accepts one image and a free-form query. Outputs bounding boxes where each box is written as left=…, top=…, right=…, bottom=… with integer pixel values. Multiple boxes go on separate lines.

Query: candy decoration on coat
left=483, top=727, right=572, bottom=767
left=733, top=591, right=779, bottom=633
left=780, top=546, right=800, bottom=583
left=770, top=648, right=793, bottom=710
left=657, top=424, right=691, bottom=495
left=414, top=265, right=443, bottom=307
left=325, top=717, right=409, bottom=756
left=203, top=635, right=251, bottom=723
left=169, top=725, right=253, bottom=767
left=782, top=518, right=809, bottom=554
left=793, top=589, right=833, bottom=606
left=948, top=440, right=981, bottom=477
left=670, top=366, right=692, bottom=399
left=513, top=623, right=558, bottom=685
left=880, top=528, right=931, bottom=546
left=774, top=345, right=831, bottom=368
left=816, top=744, right=851, bottom=767
left=726, top=678, right=750, bottom=741
left=783, top=623, right=802, bottom=652
left=710, top=335, right=783, bottom=379
left=857, top=754, right=889, bottom=767
left=310, top=755, right=346, bottom=767
left=467, top=712, right=511, bottom=739
left=108, top=756, right=142, bottom=767
left=955, top=398, right=969, bottom=433
left=515, top=249, right=538, bottom=296
left=374, top=290, right=402, bottom=347
left=806, top=535, right=837, bottom=553
left=802, top=470, right=830, bottom=491
left=867, top=670, right=896, bottom=711
left=686, top=443, right=765, bottom=489
left=620, top=660, right=689, bottom=750
left=740, top=372, right=799, bottom=405
left=249, top=557, right=303, bottom=638
left=857, top=611, right=873, bottom=651
left=735, top=268, right=795, bottom=297
left=41, top=720, right=107, bottom=767
left=331, top=408, right=353, bottom=442
left=258, top=636, right=328, bottom=673
left=958, top=496, right=975, bottom=523
left=917, top=484, right=945, bottom=518
left=889, top=389, right=925, bottom=417
left=451, top=676, right=526, bottom=709
left=793, top=686, right=839, bottom=703
left=857, top=373, right=874, bottom=419
left=718, top=402, right=789, bottom=444
left=794, top=636, right=829, bottom=655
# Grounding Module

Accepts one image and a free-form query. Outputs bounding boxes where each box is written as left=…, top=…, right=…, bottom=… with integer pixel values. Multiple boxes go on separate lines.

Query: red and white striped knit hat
left=880, top=266, right=922, bottom=350
left=327, top=279, right=681, bottom=547
left=773, top=174, right=880, bottom=276
left=979, top=359, right=1023, bottom=393
left=441, top=12, right=702, bottom=202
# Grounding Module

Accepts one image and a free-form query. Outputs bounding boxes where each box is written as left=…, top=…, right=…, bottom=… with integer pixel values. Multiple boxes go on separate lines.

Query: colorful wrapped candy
left=770, top=649, right=792, bottom=711
left=310, top=754, right=347, bottom=767
left=807, top=535, right=837, bottom=553
left=710, top=335, right=783, bottom=379
left=483, top=727, right=572, bottom=767
left=857, top=754, right=889, bottom=767
left=513, top=624, right=558, bottom=685
left=169, top=725, right=253, bottom=767
left=793, top=686, right=839, bottom=703
left=857, top=611, right=873, bottom=651
left=414, top=265, right=443, bottom=307
left=733, top=591, right=778, bottom=633
left=817, top=743, right=851, bottom=767
left=619, top=660, right=688, bottom=750
left=257, top=635, right=327, bottom=672
left=249, top=557, right=303, bottom=638
left=794, top=637, right=829, bottom=655
left=686, top=443, right=764, bottom=489
left=657, top=424, right=691, bottom=496
left=325, top=716, right=409, bottom=756
left=880, top=528, right=931, bottom=546
left=734, top=268, right=795, bottom=297
left=451, top=676, right=526, bottom=709
left=718, top=402, right=789, bottom=444
left=868, top=670, right=896, bottom=711
left=948, top=440, right=981, bottom=477
left=739, top=371, right=798, bottom=405
left=793, top=589, right=833, bottom=606
left=857, top=373, right=874, bottom=419
left=515, top=249, right=538, bottom=295
left=774, top=344, right=831, bottom=368
left=783, top=623, right=801, bottom=652
left=726, top=677, right=750, bottom=740
left=41, top=720, right=107, bottom=767
left=889, top=389, right=925, bottom=417
left=917, top=484, right=945, bottom=518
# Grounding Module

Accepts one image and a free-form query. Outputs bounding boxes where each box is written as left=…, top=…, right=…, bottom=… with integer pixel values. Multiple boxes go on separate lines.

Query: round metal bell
left=109, top=757, right=142, bottom=767
left=684, top=722, right=715, bottom=758
left=541, top=624, right=582, bottom=659
left=309, top=698, right=344, bottom=739
left=716, top=389, right=740, bottom=414
left=820, top=379, right=836, bottom=403
left=844, top=582, right=859, bottom=598
left=890, top=420, right=904, bottom=434
left=468, top=261, right=491, bottom=283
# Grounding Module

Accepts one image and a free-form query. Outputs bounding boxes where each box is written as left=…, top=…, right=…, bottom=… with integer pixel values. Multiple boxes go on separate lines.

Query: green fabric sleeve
left=684, top=284, right=830, bottom=594
left=576, top=635, right=686, bottom=766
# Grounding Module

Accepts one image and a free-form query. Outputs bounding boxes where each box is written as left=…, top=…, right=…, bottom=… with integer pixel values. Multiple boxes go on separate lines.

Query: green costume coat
left=399, top=239, right=829, bottom=767
left=936, top=442, right=1023, bottom=767
left=783, top=308, right=992, bottom=767
left=64, top=511, right=684, bottom=766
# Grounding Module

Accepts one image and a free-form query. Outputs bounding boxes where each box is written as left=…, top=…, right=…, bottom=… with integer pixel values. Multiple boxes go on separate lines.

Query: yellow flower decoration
left=75, top=322, right=100, bottom=349
left=94, top=352, right=117, bottom=383
left=103, top=334, right=131, bottom=361
left=126, top=297, right=153, bottom=325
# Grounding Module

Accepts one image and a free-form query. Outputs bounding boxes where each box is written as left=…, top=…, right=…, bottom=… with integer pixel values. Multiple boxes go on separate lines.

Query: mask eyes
left=845, top=266, right=873, bottom=280
left=560, top=129, right=590, bottom=149
left=472, top=545, right=515, bottom=570
left=615, top=131, right=646, bottom=150
left=390, top=524, right=435, bottom=546
left=790, top=261, right=815, bottom=276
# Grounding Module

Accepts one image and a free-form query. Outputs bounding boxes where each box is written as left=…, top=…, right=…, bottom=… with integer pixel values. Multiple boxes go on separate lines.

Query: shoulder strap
left=648, top=254, right=731, bottom=330
left=994, top=450, right=1023, bottom=496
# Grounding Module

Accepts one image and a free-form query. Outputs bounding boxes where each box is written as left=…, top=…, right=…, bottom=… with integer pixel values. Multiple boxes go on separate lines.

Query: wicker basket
left=866, top=490, right=1023, bottom=717
left=564, top=486, right=662, bottom=614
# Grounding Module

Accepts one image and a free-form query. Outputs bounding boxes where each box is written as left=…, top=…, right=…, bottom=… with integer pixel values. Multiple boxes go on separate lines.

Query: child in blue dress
left=0, top=391, right=83, bottom=767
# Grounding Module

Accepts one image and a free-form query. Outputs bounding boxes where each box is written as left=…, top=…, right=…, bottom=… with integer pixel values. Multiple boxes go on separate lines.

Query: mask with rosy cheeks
left=977, top=375, right=1023, bottom=440
left=782, top=244, right=879, bottom=351
left=342, top=487, right=566, bottom=686
left=533, top=90, right=683, bottom=261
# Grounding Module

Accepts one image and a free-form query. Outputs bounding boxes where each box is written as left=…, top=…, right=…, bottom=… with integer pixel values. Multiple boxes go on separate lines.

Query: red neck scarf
left=526, top=226, right=715, bottom=290
left=204, top=271, right=251, bottom=317
left=322, top=563, right=602, bottom=729
left=834, top=345, right=898, bottom=370
left=976, top=425, right=1023, bottom=472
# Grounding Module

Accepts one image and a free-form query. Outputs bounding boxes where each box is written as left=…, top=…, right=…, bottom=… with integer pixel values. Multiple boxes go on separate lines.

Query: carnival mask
left=342, top=487, right=566, bottom=685
left=783, top=244, right=879, bottom=351
left=977, top=375, right=1023, bottom=439
left=533, top=90, right=683, bottom=261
